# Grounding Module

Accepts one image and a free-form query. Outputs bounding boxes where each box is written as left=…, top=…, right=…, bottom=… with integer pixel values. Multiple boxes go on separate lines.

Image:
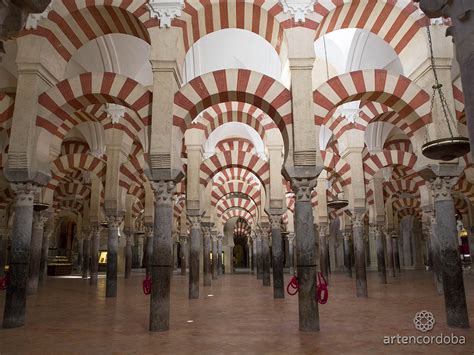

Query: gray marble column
left=256, top=234, right=263, bottom=279
left=188, top=215, right=201, bottom=299
left=432, top=177, right=469, bottom=328
left=39, top=221, right=52, bottom=284
left=217, top=235, right=223, bottom=275
left=318, top=224, right=329, bottom=283
left=352, top=212, right=367, bottom=297
left=124, top=228, right=133, bottom=279
left=400, top=215, right=414, bottom=268
left=27, top=212, right=47, bottom=295
left=180, top=236, right=187, bottom=276
left=385, top=230, right=395, bottom=277
left=89, top=225, right=100, bottom=285
left=137, top=233, right=144, bottom=270
left=105, top=215, right=122, bottom=298
left=145, top=224, right=153, bottom=277
left=149, top=181, right=175, bottom=332
left=269, top=215, right=284, bottom=298
left=343, top=232, right=352, bottom=278
left=202, top=223, right=212, bottom=287
left=0, top=229, right=8, bottom=280
left=290, top=177, right=319, bottom=331
left=374, top=225, right=387, bottom=284
left=427, top=210, right=443, bottom=295
left=3, top=183, right=37, bottom=329
left=251, top=236, right=256, bottom=274
left=82, top=232, right=91, bottom=279
left=391, top=232, right=401, bottom=274
left=211, top=233, right=218, bottom=280
left=287, top=233, right=295, bottom=276
left=77, top=237, right=84, bottom=273
left=261, top=229, right=271, bottom=287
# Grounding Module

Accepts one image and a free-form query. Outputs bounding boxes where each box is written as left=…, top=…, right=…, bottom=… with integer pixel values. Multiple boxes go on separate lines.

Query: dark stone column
left=391, top=232, right=401, bottom=273
left=82, top=233, right=91, bottom=279
left=27, top=212, right=46, bottom=295
left=256, top=236, right=263, bottom=279
left=352, top=212, right=367, bottom=297
left=124, top=228, right=133, bottom=279
left=385, top=230, right=395, bottom=277
left=374, top=225, right=387, bottom=284
left=251, top=236, right=256, bottom=274
left=261, top=229, right=271, bottom=287
left=39, top=222, right=51, bottom=284
left=180, top=236, right=187, bottom=276
left=427, top=211, right=444, bottom=295
left=290, top=177, right=319, bottom=331
left=188, top=215, right=201, bottom=299
left=287, top=233, right=295, bottom=275
left=105, top=215, right=122, bottom=298
left=318, top=224, right=329, bottom=283
left=432, top=177, right=470, bottom=328
left=343, top=232, right=352, bottom=278
left=202, top=223, right=212, bottom=287
left=145, top=225, right=153, bottom=277
left=217, top=235, right=223, bottom=275
left=89, top=226, right=100, bottom=285
left=3, top=183, right=37, bottom=329
left=269, top=215, right=284, bottom=298
left=0, top=230, right=8, bottom=280
left=211, top=233, right=218, bottom=280
left=149, top=181, right=175, bottom=332
left=77, top=238, right=83, bottom=273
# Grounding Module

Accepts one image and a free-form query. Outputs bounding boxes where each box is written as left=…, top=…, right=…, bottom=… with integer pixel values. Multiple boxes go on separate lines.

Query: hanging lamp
left=33, top=188, right=49, bottom=212
left=421, top=26, right=470, bottom=161
left=327, top=192, right=348, bottom=210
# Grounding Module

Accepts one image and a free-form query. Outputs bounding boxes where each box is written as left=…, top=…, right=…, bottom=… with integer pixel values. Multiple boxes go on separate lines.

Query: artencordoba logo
left=413, top=310, right=435, bottom=332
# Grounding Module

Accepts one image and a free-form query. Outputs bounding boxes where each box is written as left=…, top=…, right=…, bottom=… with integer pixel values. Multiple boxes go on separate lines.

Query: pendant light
left=421, top=26, right=470, bottom=161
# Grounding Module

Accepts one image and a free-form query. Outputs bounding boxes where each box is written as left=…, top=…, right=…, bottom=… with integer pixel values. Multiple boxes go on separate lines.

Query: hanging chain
left=426, top=26, right=456, bottom=139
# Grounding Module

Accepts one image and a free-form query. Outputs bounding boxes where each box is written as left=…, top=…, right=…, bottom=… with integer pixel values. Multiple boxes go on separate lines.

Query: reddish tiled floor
left=0, top=270, right=473, bottom=354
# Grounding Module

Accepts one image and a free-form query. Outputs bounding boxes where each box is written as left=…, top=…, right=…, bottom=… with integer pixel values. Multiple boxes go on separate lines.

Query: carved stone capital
left=33, top=212, right=48, bottom=230
left=371, top=224, right=384, bottom=238
left=318, top=224, right=329, bottom=237
left=290, top=177, right=317, bottom=202
left=286, top=232, right=295, bottom=243
left=269, top=214, right=282, bottom=229
left=144, top=224, right=154, bottom=238
left=279, top=0, right=317, bottom=23
left=179, top=235, right=188, bottom=244
left=201, top=222, right=212, bottom=237
left=390, top=231, right=399, bottom=239
left=430, top=176, right=454, bottom=202
left=153, top=180, right=175, bottom=207
left=188, top=215, right=201, bottom=230
left=351, top=213, right=364, bottom=228
left=147, top=0, right=185, bottom=28
left=106, top=215, right=123, bottom=229
left=343, top=232, right=351, bottom=241
left=11, top=182, right=38, bottom=207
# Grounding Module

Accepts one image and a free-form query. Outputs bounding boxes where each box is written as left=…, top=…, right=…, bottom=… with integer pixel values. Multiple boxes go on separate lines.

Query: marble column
left=385, top=230, right=395, bottom=277
left=77, top=237, right=84, bottom=273
left=27, top=212, right=47, bottom=295
left=262, top=230, right=271, bottom=287
left=269, top=215, right=284, bottom=298
left=391, top=232, right=401, bottom=274
left=0, top=229, right=7, bottom=280
left=217, top=235, right=223, bottom=275
left=188, top=215, right=201, bottom=299
left=106, top=215, right=122, bottom=298
left=137, top=233, right=145, bottom=270
left=145, top=225, right=153, bottom=277
left=89, top=225, right=100, bottom=285
left=180, top=236, right=187, bottom=276
left=82, top=231, right=91, bottom=279
left=318, top=224, right=329, bottom=283
left=287, top=232, right=295, bottom=276
left=427, top=211, right=444, bottom=295
left=374, top=225, right=387, bottom=284
left=343, top=232, right=352, bottom=278
left=251, top=236, right=256, bottom=274
left=368, top=227, right=377, bottom=270
left=353, top=212, right=368, bottom=297
left=290, top=177, right=319, bottom=331
left=400, top=215, right=414, bottom=268
left=3, top=182, right=37, bottom=329
left=212, top=233, right=218, bottom=280
left=124, top=228, right=133, bottom=279
left=432, top=177, right=470, bottom=328
left=256, top=234, right=263, bottom=280
left=39, top=221, right=52, bottom=284
left=149, top=181, right=175, bottom=332
left=202, top=223, right=212, bottom=287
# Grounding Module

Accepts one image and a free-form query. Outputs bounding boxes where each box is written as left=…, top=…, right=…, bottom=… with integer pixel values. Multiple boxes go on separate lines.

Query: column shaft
left=375, top=227, right=387, bottom=284
left=82, top=237, right=91, bottom=279
left=353, top=215, right=368, bottom=297
left=217, top=237, right=223, bottom=275
left=385, top=232, right=395, bottom=277
left=203, top=227, right=212, bottom=287
left=256, top=238, right=263, bottom=279
left=392, top=236, right=401, bottom=273
left=319, top=226, right=329, bottom=282
left=27, top=215, right=45, bottom=295
left=90, top=227, right=100, bottom=285
left=212, top=237, right=218, bottom=280
left=343, top=234, right=352, bottom=278
left=262, top=234, right=271, bottom=287
left=124, top=233, right=132, bottom=279
left=270, top=216, right=284, bottom=298
left=188, top=218, right=201, bottom=299
left=106, top=217, right=121, bottom=298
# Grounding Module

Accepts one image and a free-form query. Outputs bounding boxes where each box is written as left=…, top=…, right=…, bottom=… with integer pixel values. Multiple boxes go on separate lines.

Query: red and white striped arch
left=215, top=138, right=255, bottom=154
left=452, top=79, right=465, bottom=124
left=20, top=0, right=151, bottom=62
left=211, top=180, right=261, bottom=207
left=384, top=139, right=412, bottom=153
left=315, top=0, right=427, bottom=55
left=200, top=151, right=269, bottom=187
left=216, top=197, right=258, bottom=220
left=321, top=150, right=351, bottom=186
left=397, top=207, right=421, bottom=219
left=454, top=178, right=474, bottom=203
left=0, top=93, right=14, bottom=130
left=173, top=194, right=186, bottom=220
left=36, top=72, right=152, bottom=145
left=174, top=69, right=291, bottom=134
left=363, top=150, right=417, bottom=181
left=221, top=208, right=255, bottom=226
left=383, top=179, right=419, bottom=199
left=61, top=141, right=90, bottom=155
left=314, top=70, right=431, bottom=137
left=392, top=197, right=420, bottom=211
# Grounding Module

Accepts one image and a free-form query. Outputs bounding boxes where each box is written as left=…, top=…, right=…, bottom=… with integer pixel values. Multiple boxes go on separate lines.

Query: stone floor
left=0, top=269, right=473, bottom=354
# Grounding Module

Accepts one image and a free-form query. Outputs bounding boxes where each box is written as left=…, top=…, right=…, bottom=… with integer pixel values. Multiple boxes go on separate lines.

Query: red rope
left=142, top=276, right=152, bottom=295
left=0, top=273, right=9, bottom=290
left=316, top=272, right=328, bottom=304
left=286, top=275, right=299, bottom=295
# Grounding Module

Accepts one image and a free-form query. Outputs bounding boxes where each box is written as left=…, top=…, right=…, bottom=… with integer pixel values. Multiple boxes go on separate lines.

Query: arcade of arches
left=0, top=0, right=474, bottom=352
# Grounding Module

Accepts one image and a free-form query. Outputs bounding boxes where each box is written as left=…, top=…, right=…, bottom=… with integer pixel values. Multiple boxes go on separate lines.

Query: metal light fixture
left=421, top=26, right=470, bottom=161
left=327, top=193, right=348, bottom=210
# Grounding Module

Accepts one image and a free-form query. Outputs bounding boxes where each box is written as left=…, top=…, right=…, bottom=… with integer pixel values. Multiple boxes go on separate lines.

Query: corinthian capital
left=153, top=180, right=175, bottom=207
left=290, top=177, right=317, bottom=202
left=430, top=176, right=455, bottom=202
left=269, top=214, right=282, bottom=229
left=11, top=182, right=38, bottom=206
left=188, top=215, right=201, bottom=230
left=351, top=213, right=364, bottom=228
left=106, top=215, right=123, bottom=229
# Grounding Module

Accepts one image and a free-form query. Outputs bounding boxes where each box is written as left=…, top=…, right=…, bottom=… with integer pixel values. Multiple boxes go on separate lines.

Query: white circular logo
left=413, top=310, right=435, bottom=332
